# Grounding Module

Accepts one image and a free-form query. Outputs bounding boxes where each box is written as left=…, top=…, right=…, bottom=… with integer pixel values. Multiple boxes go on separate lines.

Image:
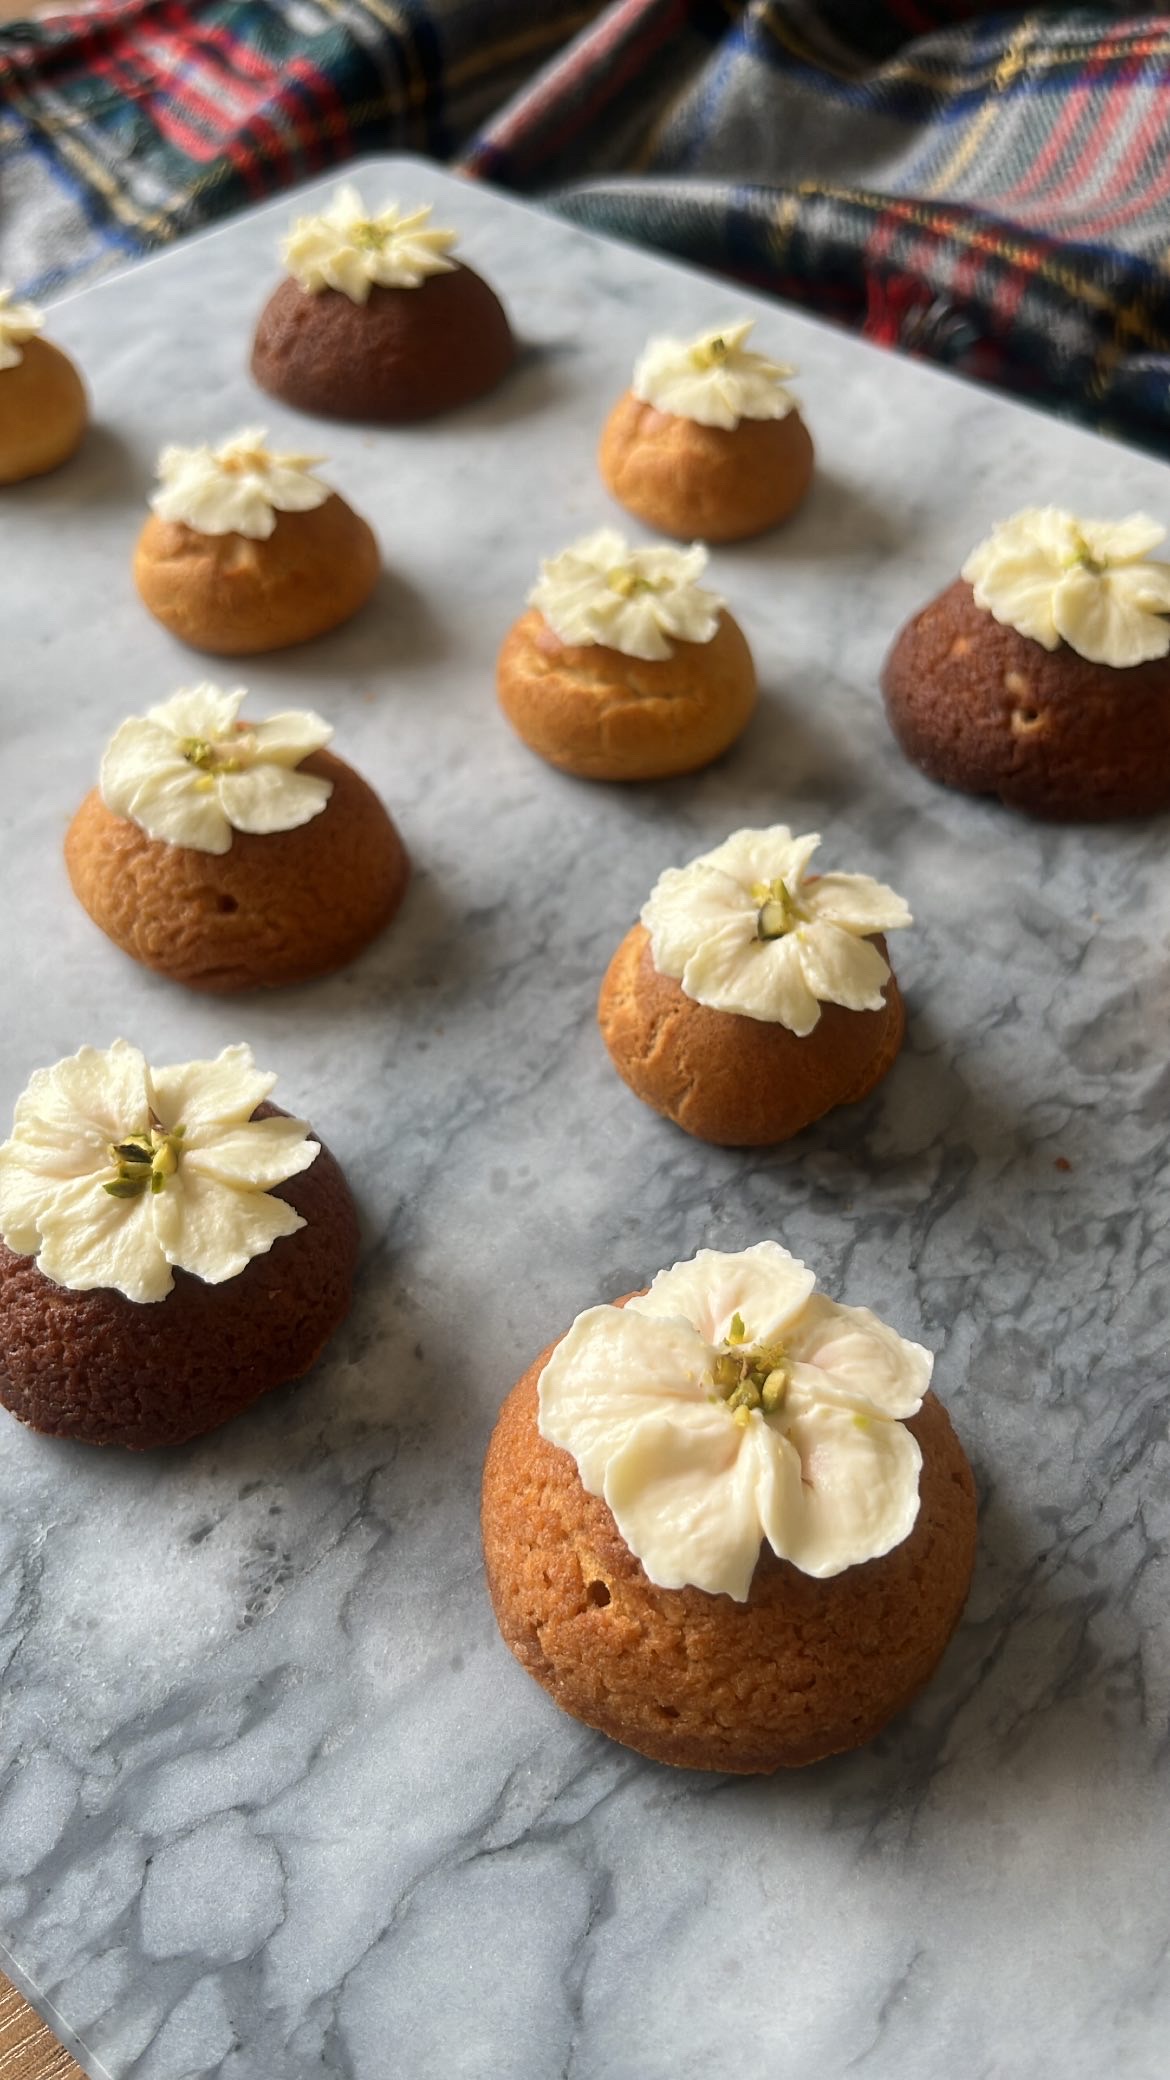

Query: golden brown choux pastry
left=599, top=318, right=813, bottom=542
left=66, top=685, right=408, bottom=990
left=497, top=530, right=756, bottom=782
left=0, top=289, right=87, bottom=485
left=133, top=428, right=379, bottom=654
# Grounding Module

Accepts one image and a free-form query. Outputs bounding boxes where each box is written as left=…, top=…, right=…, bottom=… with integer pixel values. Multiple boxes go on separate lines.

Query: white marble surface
left=1, top=158, right=1168, bottom=2080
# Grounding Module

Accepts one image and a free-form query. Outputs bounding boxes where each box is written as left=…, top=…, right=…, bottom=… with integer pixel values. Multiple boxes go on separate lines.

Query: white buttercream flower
left=642, top=825, right=910, bottom=1034
left=539, top=1242, right=928, bottom=1599
left=961, top=507, right=1170, bottom=668
left=99, top=684, right=333, bottom=856
left=529, top=528, right=724, bottom=662
left=0, top=1042, right=319, bottom=1305
left=632, top=318, right=797, bottom=431
left=0, top=286, right=44, bottom=372
left=150, top=428, right=332, bottom=540
left=282, top=185, right=458, bottom=301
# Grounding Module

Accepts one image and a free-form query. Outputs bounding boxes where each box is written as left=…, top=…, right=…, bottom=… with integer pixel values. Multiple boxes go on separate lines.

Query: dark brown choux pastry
left=252, top=266, right=515, bottom=423
left=600, top=395, right=814, bottom=544
left=497, top=532, right=756, bottom=781
left=599, top=318, right=813, bottom=542
left=483, top=1277, right=977, bottom=1773
left=882, top=576, right=1170, bottom=820
left=0, top=297, right=88, bottom=485
left=600, top=924, right=903, bottom=1146
left=250, top=188, right=514, bottom=421
left=0, top=1101, right=358, bottom=1451
left=67, top=720, right=410, bottom=993
left=598, top=825, right=912, bottom=1145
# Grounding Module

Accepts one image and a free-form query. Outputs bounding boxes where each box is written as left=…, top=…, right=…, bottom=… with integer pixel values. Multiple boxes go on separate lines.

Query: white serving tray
left=1, top=158, right=1167, bottom=2080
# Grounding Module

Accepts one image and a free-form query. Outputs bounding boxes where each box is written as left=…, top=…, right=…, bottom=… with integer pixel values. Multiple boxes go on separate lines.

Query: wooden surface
left=0, top=1977, right=84, bottom=2080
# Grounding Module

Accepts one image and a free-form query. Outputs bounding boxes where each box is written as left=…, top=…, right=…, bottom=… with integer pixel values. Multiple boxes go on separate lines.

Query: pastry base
left=881, top=577, right=1170, bottom=818
left=0, top=337, right=88, bottom=485
left=133, top=496, right=380, bottom=655
left=0, top=1108, right=358, bottom=1450
left=65, top=748, right=410, bottom=992
left=497, top=608, right=757, bottom=781
left=482, top=1332, right=977, bottom=1773
left=598, top=923, right=904, bottom=1145
left=598, top=392, right=814, bottom=542
left=250, top=265, right=516, bottom=423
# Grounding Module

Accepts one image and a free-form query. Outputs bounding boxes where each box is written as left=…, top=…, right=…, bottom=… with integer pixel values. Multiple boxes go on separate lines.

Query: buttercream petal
left=35, top=1175, right=172, bottom=1303
left=12, top=1041, right=148, bottom=1153
left=602, top=1405, right=797, bottom=1600
left=0, top=1156, right=84, bottom=1253
left=1052, top=564, right=1170, bottom=667
left=101, top=729, right=233, bottom=854
left=152, top=1168, right=303, bottom=1285
left=699, top=825, right=819, bottom=893
left=682, top=925, right=823, bottom=1031
left=146, top=685, right=245, bottom=741
left=537, top=1304, right=713, bottom=1493
left=216, top=764, right=333, bottom=836
left=186, top=1115, right=319, bottom=1190
left=802, top=873, right=912, bottom=933
left=629, top=1241, right=816, bottom=1349
left=771, top=1393, right=923, bottom=1578
left=795, top=921, right=891, bottom=1013
left=148, top=1044, right=276, bottom=1136
left=641, top=865, right=757, bottom=979
left=1078, top=514, right=1166, bottom=564
left=784, top=1295, right=931, bottom=1417
left=245, top=708, right=333, bottom=764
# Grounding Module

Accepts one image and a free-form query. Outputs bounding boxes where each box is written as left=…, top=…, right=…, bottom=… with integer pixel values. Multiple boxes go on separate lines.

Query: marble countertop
left=1, top=158, right=1168, bottom=2080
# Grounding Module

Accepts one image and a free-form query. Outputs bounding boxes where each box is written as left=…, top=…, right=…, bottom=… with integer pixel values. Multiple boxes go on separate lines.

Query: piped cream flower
left=0, top=286, right=43, bottom=372
left=150, top=428, right=332, bottom=540
left=282, top=185, right=458, bottom=302
left=100, top=684, right=333, bottom=855
left=631, top=318, right=797, bottom=431
left=961, top=507, right=1170, bottom=668
left=0, top=1041, right=319, bottom=1304
left=529, top=528, right=723, bottom=661
left=642, top=825, right=910, bottom=1033
left=539, top=1242, right=928, bottom=1599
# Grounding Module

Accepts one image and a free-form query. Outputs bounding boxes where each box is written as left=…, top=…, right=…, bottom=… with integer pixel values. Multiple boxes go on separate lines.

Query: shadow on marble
left=4, top=422, right=143, bottom=519
left=474, top=338, right=583, bottom=430
left=728, top=465, right=911, bottom=571
left=251, top=565, right=450, bottom=688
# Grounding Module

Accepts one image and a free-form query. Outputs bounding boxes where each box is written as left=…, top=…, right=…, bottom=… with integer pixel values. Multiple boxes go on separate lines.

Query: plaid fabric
left=5, top=1, right=1170, bottom=448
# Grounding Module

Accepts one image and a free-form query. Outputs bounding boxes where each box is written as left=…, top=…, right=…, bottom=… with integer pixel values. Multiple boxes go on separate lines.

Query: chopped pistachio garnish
left=752, top=876, right=806, bottom=942
left=103, top=1120, right=186, bottom=1200
left=710, top=1331, right=791, bottom=1419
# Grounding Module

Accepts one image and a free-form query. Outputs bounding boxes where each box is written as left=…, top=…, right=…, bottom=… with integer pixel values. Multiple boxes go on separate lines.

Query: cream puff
left=133, top=427, right=380, bottom=654
left=66, top=682, right=409, bottom=990
left=483, top=1241, right=977, bottom=1772
left=0, top=1040, right=358, bottom=1449
left=599, top=319, right=813, bottom=542
left=0, top=286, right=88, bottom=485
left=251, top=185, right=515, bottom=422
left=497, top=529, right=757, bottom=781
left=882, top=507, right=1170, bottom=818
left=598, top=825, right=909, bottom=1144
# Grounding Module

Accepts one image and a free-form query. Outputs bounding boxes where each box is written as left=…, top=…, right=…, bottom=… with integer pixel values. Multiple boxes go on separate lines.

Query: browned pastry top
left=250, top=263, right=516, bottom=423
left=66, top=747, right=410, bottom=993
left=482, top=1337, right=977, bottom=1773
left=881, top=577, right=1170, bottom=819
left=0, top=1107, right=359, bottom=1450
left=599, top=390, right=814, bottom=542
left=598, top=922, right=904, bottom=1145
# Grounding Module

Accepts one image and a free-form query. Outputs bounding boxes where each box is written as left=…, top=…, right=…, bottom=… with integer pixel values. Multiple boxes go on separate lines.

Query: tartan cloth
left=5, top=3, right=1170, bottom=449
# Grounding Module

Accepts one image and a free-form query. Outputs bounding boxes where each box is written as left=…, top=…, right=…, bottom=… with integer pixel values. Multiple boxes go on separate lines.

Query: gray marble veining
left=1, top=158, right=1168, bottom=2080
